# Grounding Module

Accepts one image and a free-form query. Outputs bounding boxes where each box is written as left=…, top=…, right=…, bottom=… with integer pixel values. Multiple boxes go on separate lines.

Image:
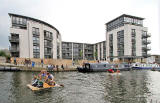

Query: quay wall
left=10, top=58, right=97, bottom=67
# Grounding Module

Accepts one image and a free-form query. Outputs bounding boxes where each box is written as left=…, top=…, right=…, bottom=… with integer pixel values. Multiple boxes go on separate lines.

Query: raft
left=27, top=83, right=62, bottom=91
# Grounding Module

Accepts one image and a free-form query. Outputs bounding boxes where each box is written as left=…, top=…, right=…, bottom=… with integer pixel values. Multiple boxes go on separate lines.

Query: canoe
left=27, top=83, right=62, bottom=91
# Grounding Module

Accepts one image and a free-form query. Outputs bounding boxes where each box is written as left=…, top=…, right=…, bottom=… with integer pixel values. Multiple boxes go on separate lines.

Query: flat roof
left=8, top=13, right=60, bottom=34
left=62, top=40, right=106, bottom=45
left=105, top=14, right=145, bottom=25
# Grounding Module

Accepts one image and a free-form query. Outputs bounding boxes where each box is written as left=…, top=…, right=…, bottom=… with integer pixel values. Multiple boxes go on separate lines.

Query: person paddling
left=45, top=72, right=55, bottom=86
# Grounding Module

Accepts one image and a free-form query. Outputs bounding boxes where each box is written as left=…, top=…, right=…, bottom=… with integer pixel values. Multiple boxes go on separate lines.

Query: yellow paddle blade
left=43, top=83, right=55, bottom=88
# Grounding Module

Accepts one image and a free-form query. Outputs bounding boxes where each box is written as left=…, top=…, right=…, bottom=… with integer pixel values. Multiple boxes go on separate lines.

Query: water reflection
left=0, top=71, right=160, bottom=103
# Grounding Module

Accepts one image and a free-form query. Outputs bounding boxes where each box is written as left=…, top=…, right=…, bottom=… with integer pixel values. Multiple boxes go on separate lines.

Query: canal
left=0, top=70, right=160, bottom=103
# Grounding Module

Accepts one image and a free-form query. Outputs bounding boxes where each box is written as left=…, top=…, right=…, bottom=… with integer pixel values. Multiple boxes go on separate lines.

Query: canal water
left=0, top=70, right=160, bottom=103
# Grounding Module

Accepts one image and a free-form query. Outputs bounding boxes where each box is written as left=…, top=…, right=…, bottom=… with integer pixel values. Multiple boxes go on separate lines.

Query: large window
left=117, top=30, right=124, bottom=56
left=44, top=30, right=53, bottom=58
left=32, top=27, right=40, bottom=58
left=109, top=34, right=113, bottom=57
left=12, top=16, right=27, bottom=29
left=131, top=29, right=136, bottom=56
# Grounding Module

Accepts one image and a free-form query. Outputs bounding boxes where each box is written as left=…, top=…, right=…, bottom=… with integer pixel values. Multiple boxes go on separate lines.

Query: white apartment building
left=9, top=13, right=62, bottom=59
left=106, top=14, right=151, bottom=62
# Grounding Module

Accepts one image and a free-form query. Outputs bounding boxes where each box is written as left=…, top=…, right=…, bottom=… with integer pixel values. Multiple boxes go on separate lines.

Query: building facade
left=9, top=13, right=151, bottom=62
left=62, top=42, right=94, bottom=60
left=62, top=41, right=106, bottom=60
left=106, top=14, right=151, bottom=62
left=9, top=13, right=62, bottom=59
left=94, top=41, right=106, bottom=60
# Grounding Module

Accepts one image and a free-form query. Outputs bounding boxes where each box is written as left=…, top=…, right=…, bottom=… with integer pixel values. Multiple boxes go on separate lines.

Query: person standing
left=61, top=64, right=64, bottom=70
left=14, top=57, right=17, bottom=65
left=41, top=59, right=43, bottom=67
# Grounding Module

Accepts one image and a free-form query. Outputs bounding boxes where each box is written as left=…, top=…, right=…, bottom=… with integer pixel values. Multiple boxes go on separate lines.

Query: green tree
left=0, top=51, right=6, bottom=57
left=79, top=50, right=83, bottom=58
left=94, top=51, right=97, bottom=60
left=0, top=50, right=11, bottom=62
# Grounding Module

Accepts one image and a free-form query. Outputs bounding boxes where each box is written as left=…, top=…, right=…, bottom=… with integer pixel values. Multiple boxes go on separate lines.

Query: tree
left=0, top=51, right=6, bottom=57
left=0, top=50, right=11, bottom=62
left=94, top=51, right=98, bottom=60
left=79, top=50, right=83, bottom=58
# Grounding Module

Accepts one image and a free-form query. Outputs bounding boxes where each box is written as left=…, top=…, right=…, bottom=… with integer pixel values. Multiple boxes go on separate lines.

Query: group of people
left=32, top=70, right=55, bottom=88
left=47, top=64, right=64, bottom=71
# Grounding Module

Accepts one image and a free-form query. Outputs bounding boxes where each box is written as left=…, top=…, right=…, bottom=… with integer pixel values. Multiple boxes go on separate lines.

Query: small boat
left=27, top=83, right=63, bottom=91
left=132, top=63, right=160, bottom=70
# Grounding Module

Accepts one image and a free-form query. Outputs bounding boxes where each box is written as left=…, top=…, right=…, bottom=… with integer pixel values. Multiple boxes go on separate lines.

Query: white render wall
left=10, top=16, right=62, bottom=59
left=106, top=24, right=148, bottom=59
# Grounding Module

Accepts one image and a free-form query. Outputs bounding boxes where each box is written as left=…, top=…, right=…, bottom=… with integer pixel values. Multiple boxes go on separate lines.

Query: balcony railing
left=10, top=47, right=19, bottom=52
left=142, top=40, right=151, bottom=45
left=142, top=33, right=151, bottom=38
left=9, top=36, right=19, bottom=43
left=33, top=40, right=40, bottom=44
left=142, top=46, right=151, bottom=51
left=44, top=36, right=53, bottom=40
left=44, top=51, right=52, bottom=55
left=44, top=43, right=53, bottom=48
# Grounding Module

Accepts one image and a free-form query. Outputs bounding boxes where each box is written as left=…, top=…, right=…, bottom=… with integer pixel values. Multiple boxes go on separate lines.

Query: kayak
left=27, top=83, right=63, bottom=91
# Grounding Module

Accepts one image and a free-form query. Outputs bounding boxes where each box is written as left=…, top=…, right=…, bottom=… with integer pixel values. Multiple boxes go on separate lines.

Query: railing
left=142, top=40, right=151, bottom=44
left=44, top=52, right=52, bottom=55
left=142, top=33, right=151, bottom=38
left=142, top=46, right=151, bottom=51
left=44, top=43, right=53, bottom=48
left=32, top=31, right=40, bottom=37
left=33, top=40, right=40, bottom=44
left=8, top=36, right=19, bottom=42
left=10, top=47, right=19, bottom=52
left=44, top=36, right=53, bottom=40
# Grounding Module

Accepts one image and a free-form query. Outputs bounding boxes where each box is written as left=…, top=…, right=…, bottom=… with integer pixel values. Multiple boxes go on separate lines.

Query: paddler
left=45, top=72, right=55, bottom=86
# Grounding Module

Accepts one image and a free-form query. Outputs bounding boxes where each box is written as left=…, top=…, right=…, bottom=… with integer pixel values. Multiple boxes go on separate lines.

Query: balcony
left=44, top=43, right=53, bottom=48
left=10, top=47, right=19, bottom=52
left=33, top=31, right=40, bottom=37
left=44, top=36, right=53, bottom=40
left=44, top=51, right=52, bottom=55
left=142, top=52, right=151, bottom=57
left=33, top=40, right=40, bottom=45
left=142, top=33, right=151, bottom=38
left=9, top=36, right=19, bottom=43
left=142, top=40, right=151, bottom=45
left=142, top=46, right=151, bottom=51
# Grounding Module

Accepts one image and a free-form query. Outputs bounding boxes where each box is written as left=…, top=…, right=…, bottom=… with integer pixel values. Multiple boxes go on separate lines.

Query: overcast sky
left=0, top=0, right=159, bottom=54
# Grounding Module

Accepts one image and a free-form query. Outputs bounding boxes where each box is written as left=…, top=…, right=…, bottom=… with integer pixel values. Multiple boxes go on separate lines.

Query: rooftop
left=8, top=13, right=60, bottom=34
left=106, top=14, right=145, bottom=25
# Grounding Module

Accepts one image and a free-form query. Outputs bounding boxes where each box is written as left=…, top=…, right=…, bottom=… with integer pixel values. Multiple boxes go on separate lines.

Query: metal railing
left=8, top=36, right=19, bottom=42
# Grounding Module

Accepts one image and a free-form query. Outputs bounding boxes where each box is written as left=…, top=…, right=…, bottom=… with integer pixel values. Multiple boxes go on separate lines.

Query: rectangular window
left=117, top=30, right=124, bottom=56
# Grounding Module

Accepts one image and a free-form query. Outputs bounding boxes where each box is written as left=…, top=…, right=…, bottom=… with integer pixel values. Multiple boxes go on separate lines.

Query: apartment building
left=8, top=13, right=150, bottom=61
left=9, top=13, right=62, bottom=59
left=106, top=14, right=151, bottom=62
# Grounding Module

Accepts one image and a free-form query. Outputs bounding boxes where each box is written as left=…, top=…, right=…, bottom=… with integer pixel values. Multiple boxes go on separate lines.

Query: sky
left=0, top=0, right=159, bottom=54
